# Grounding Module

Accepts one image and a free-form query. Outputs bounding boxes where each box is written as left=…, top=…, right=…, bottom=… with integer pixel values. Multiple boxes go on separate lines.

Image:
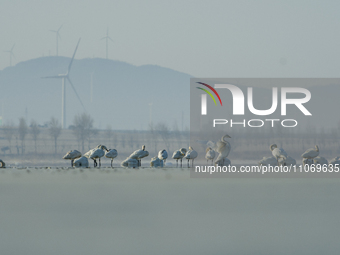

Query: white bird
left=284, top=156, right=296, bottom=166
left=105, top=149, right=118, bottom=167
left=63, top=150, right=81, bottom=166
left=301, top=145, right=319, bottom=159
left=185, top=146, right=198, bottom=167
left=215, top=134, right=231, bottom=166
left=0, top=159, right=5, bottom=168
left=205, top=147, right=216, bottom=165
left=73, top=156, right=89, bottom=168
left=329, top=157, right=340, bottom=167
left=216, top=157, right=231, bottom=166
left=302, top=158, right=313, bottom=167
left=89, top=148, right=106, bottom=167
left=121, top=158, right=139, bottom=168
left=84, top=145, right=108, bottom=167
left=150, top=157, right=164, bottom=168
left=129, top=145, right=149, bottom=167
left=270, top=144, right=287, bottom=166
left=83, top=144, right=105, bottom=157
left=313, top=156, right=328, bottom=166
left=172, top=148, right=187, bottom=167
left=158, top=149, right=168, bottom=163
left=258, top=156, right=277, bottom=166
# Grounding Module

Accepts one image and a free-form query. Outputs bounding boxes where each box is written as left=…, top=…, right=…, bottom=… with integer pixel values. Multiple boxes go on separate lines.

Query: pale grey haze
left=1, top=0, right=340, bottom=77
left=2, top=2, right=340, bottom=254
left=1, top=0, right=340, bottom=129
left=0, top=58, right=191, bottom=130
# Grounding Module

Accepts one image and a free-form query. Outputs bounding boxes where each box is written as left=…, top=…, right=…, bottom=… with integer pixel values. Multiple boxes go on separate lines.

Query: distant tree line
left=0, top=113, right=95, bottom=156
left=0, top=113, right=190, bottom=158
left=1, top=114, right=340, bottom=160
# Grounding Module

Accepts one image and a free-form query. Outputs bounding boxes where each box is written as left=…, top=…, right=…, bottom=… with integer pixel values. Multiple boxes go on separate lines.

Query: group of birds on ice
left=62, top=144, right=200, bottom=168
left=2, top=133, right=339, bottom=169
left=63, top=145, right=118, bottom=168
left=65, top=134, right=340, bottom=168
left=259, top=144, right=340, bottom=167
left=61, top=134, right=232, bottom=168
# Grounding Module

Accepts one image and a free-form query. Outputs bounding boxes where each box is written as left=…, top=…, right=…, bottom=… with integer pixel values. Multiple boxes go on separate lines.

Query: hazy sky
left=1, top=0, right=340, bottom=77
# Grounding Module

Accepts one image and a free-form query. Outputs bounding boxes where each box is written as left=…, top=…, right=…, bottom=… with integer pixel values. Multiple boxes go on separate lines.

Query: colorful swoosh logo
left=196, top=82, right=223, bottom=106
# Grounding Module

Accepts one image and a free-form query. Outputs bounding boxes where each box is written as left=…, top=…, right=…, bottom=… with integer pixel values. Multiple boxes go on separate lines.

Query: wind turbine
left=149, top=102, right=153, bottom=126
left=101, top=28, right=113, bottom=59
left=4, top=44, right=15, bottom=66
left=42, top=38, right=86, bottom=129
left=50, top=25, right=62, bottom=56
left=90, top=72, right=94, bottom=103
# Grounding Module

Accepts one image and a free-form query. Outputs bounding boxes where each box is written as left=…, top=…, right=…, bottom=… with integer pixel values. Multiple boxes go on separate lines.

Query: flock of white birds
left=0, top=134, right=340, bottom=169
left=61, top=135, right=232, bottom=168
left=62, top=144, right=200, bottom=168
left=260, top=144, right=340, bottom=167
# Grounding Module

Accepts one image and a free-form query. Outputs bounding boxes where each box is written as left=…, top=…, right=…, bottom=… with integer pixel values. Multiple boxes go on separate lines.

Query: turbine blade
left=11, top=44, right=15, bottom=51
left=100, top=37, right=106, bottom=40
left=42, top=75, right=62, bottom=79
left=67, top=77, right=86, bottom=111
left=67, top=38, right=81, bottom=74
left=57, top=25, right=63, bottom=32
left=108, top=37, right=114, bottom=42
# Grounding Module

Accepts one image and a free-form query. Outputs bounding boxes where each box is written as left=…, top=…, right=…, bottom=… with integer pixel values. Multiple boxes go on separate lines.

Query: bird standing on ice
left=329, top=157, right=340, bottom=167
left=121, top=158, right=139, bottom=168
left=301, top=145, right=319, bottom=166
left=63, top=150, right=82, bottom=167
left=185, top=146, right=198, bottom=167
left=205, top=147, right=215, bottom=165
left=215, top=134, right=231, bottom=166
left=84, top=145, right=108, bottom=167
left=129, top=145, right=149, bottom=167
left=172, top=148, right=187, bottom=167
left=283, top=156, right=296, bottom=166
left=73, top=156, right=89, bottom=168
left=313, top=156, right=328, bottom=166
left=150, top=157, right=164, bottom=167
left=105, top=149, right=118, bottom=167
left=158, top=149, right=168, bottom=164
left=270, top=144, right=287, bottom=166
left=301, top=145, right=319, bottom=158
left=302, top=158, right=313, bottom=167
left=258, top=156, right=277, bottom=166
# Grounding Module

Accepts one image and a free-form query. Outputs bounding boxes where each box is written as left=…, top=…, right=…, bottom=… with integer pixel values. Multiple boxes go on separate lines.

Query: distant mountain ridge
left=1, top=59, right=339, bottom=130
left=0, top=57, right=192, bottom=130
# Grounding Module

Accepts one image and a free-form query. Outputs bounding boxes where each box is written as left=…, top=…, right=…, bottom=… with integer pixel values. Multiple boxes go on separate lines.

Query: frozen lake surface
left=1, top=167, right=340, bottom=255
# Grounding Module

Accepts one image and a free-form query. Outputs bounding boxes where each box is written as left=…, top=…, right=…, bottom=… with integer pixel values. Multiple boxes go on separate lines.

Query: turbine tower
left=42, top=38, right=86, bottom=129
left=90, top=72, right=94, bottom=103
left=50, top=25, right=62, bottom=56
left=149, top=102, right=153, bottom=126
left=4, top=44, right=15, bottom=66
left=101, top=28, right=113, bottom=59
